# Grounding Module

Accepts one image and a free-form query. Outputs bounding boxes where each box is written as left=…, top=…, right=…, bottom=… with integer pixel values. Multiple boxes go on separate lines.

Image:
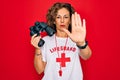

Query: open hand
left=63, top=12, right=86, bottom=45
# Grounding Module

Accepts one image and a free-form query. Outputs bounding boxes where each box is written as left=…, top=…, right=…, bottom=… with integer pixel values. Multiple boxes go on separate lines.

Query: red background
left=0, top=0, right=120, bottom=80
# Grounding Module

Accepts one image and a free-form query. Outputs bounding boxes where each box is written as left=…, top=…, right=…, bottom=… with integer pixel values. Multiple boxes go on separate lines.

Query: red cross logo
left=56, top=53, right=71, bottom=67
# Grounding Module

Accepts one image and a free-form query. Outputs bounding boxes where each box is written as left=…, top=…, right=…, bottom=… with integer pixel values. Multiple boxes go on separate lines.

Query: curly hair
left=46, top=2, right=75, bottom=32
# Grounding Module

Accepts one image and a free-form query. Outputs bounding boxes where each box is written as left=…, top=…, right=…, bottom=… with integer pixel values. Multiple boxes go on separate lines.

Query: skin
left=31, top=8, right=92, bottom=74
left=54, top=8, right=70, bottom=37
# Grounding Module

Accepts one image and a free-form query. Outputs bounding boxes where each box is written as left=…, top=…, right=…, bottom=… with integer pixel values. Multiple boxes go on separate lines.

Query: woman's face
left=55, top=8, right=71, bottom=32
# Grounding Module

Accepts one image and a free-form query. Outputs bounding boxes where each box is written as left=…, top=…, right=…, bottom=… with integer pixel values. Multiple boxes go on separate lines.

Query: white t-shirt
left=40, top=34, right=83, bottom=80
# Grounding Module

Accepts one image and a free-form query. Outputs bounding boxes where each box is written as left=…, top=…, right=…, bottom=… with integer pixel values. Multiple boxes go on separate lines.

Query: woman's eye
left=65, top=17, right=68, bottom=18
left=56, top=17, right=60, bottom=18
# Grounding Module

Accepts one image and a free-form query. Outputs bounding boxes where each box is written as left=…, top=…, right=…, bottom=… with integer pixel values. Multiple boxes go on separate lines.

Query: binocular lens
left=45, top=27, right=56, bottom=36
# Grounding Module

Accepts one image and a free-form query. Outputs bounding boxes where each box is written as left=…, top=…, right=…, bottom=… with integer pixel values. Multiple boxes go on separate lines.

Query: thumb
left=62, top=28, right=71, bottom=37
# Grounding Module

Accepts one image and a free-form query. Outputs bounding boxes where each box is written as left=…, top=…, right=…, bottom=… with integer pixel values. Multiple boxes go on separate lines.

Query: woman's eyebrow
left=56, top=14, right=70, bottom=16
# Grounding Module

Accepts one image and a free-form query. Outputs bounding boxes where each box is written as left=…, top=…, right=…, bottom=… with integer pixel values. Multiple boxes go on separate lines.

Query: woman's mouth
left=60, top=25, right=65, bottom=27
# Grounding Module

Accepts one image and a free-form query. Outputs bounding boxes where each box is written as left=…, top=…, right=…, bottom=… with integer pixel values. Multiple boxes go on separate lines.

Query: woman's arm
left=62, top=12, right=92, bottom=60
left=34, top=48, right=46, bottom=74
left=77, top=42, right=92, bottom=60
left=31, top=34, right=46, bottom=74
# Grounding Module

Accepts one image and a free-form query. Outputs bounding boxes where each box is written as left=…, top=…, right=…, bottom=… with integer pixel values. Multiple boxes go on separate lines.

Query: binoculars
left=30, top=22, right=56, bottom=47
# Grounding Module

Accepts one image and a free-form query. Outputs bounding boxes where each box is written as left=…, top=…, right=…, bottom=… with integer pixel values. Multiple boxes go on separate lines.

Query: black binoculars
left=30, top=22, right=56, bottom=47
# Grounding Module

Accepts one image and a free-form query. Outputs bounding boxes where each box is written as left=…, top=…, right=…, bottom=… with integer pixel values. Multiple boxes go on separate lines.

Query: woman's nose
left=60, top=17, right=64, bottom=23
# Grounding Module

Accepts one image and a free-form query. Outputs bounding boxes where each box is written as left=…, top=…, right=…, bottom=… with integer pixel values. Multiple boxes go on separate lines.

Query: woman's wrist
left=76, top=41, right=86, bottom=46
left=35, top=48, right=41, bottom=56
left=35, top=47, right=40, bottom=50
left=76, top=41, right=88, bottom=49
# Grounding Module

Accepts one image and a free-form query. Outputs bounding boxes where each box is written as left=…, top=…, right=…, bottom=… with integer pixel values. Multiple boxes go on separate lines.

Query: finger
left=62, top=28, right=71, bottom=37
left=35, top=35, right=41, bottom=42
left=31, top=34, right=37, bottom=44
left=35, top=35, right=41, bottom=40
left=83, top=19, right=86, bottom=30
left=31, top=36, right=41, bottom=46
left=72, top=14, right=75, bottom=28
left=75, top=12, right=78, bottom=27
left=78, top=14, right=82, bottom=27
left=31, top=34, right=37, bottom=40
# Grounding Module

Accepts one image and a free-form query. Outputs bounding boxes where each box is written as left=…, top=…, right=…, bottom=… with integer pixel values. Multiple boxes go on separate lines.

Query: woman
left=31, top=2, right=92, bottom=80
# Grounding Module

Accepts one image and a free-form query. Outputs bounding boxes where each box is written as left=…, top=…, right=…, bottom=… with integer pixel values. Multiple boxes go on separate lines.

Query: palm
left=70, top=24, right=86, bottom=43
left=63, top=12, right=86, bottom=43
